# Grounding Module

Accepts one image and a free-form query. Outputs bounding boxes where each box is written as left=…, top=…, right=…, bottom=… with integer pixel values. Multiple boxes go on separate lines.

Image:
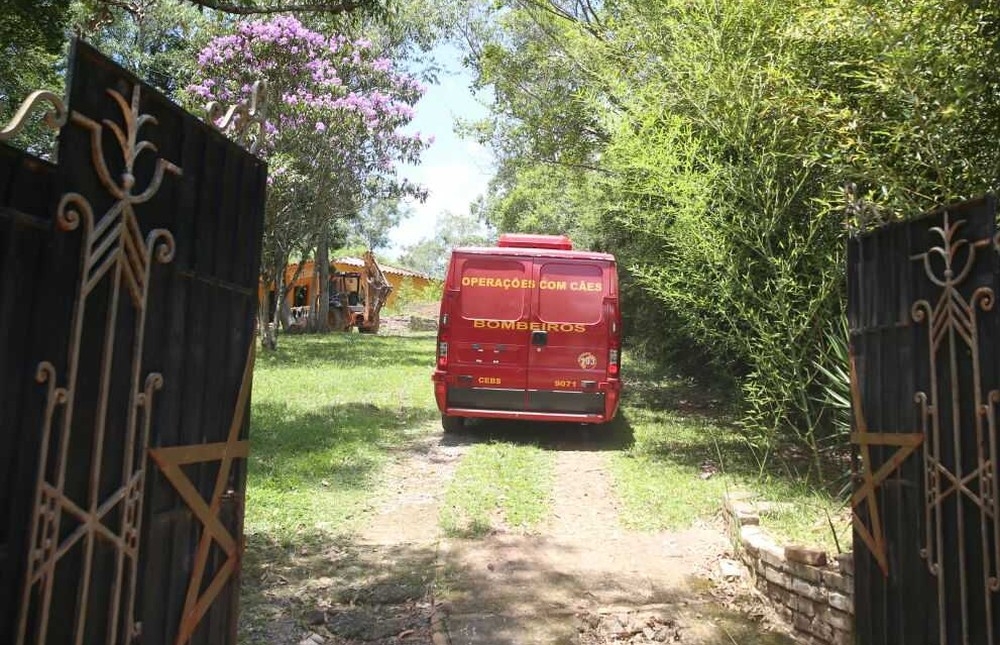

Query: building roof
left=332, top=257, right=433, bottom=280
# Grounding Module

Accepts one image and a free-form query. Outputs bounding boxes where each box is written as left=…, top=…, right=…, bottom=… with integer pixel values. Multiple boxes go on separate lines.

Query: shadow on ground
left=437, top=532, right=798, bottom=645
left=239, top=524, right=798, bottom=645
left=250, top=400, right=438, bottom=490
left=239, top=529, right=439, bottom=645
left=440, top=413, right=635, bottom=452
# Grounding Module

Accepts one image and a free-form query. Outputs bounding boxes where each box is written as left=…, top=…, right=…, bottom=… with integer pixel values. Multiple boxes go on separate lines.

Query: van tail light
left=437, top=340, right=449, bottom=369
left=437, top=294, right=453, bottom=369
left=605, top=298, right=621, bottom=377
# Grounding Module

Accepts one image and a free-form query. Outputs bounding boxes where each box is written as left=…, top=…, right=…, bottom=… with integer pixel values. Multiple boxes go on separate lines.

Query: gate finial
left=0, top=90, right=67, bottom=142
left=205, top=79, right=268, bottom=155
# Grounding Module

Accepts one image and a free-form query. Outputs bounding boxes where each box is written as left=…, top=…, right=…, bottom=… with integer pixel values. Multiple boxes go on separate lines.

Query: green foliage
left=812, top=314, right=852, bottom=495
left=349, top=198, right=414, bottom=251
left=583, top=0, right=848, bottom=453
left=613, top=353, right=849, bottom=552
left=480, top=162, right=603, bottom=248
left=462, top=0, right=1000, bottom=467
left=397, top=209, right=495, bottom=278
left=72, top=0, right=212, bottom=99
left=0, top=0, right=70, bottom=153
left=460, top=0, right=611, bottom=245
left=801, top=0, right=1000, bottom=221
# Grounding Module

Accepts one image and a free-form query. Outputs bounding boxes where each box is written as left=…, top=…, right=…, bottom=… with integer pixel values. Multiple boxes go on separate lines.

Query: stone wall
left=723, top=494, right=854, bottom=645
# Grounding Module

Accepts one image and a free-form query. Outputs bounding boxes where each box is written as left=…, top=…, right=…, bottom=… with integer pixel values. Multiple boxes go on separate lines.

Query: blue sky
left=387, top=45, right=494, bottom=258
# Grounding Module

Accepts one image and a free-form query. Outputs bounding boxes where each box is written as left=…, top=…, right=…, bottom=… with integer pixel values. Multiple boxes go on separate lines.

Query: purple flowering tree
left=191, top=16, right=430, bottom=343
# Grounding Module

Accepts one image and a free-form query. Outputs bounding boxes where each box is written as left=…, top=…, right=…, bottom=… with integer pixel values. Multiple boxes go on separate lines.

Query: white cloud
left=386, top=45, right=494, bottom=257
left=391, top=161, right=490, bottom=251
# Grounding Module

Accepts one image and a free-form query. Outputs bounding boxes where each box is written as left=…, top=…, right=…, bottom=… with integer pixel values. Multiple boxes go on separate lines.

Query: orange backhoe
left=327, top=251, right=392, bottom=333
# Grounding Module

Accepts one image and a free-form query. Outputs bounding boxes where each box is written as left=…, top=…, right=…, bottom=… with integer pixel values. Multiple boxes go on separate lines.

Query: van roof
left=451, top=245, right=616, bottom=262
left=498, top=233, right=573, bottom=249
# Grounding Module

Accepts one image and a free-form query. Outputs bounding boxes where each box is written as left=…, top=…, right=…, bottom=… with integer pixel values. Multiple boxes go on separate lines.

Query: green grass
left=756, top=494, right=851, bottom=553
left=611, top=355, right=850, bottom=553
left=246, top=332, right=439, bottom=543
left=613, top=406, right=737, bottom=530
left=440, top=442, right=554, bottom=538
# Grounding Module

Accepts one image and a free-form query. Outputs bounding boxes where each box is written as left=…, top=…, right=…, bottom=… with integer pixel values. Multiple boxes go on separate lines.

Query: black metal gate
left=848, top=194, right=1000, bottom=644
left=0, top=40, right=266, bottom=644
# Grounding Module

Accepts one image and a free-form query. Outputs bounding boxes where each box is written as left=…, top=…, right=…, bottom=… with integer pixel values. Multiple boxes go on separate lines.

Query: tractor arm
left=361, top=250, right=392, bottom=332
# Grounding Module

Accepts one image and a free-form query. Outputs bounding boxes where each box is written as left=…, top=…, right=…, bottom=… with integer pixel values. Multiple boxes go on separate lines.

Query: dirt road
left=267, top=423, right=796, bottom=645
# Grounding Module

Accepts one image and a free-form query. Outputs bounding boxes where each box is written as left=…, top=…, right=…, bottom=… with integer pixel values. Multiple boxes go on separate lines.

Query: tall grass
left=611, top=353, right=851, bottom=551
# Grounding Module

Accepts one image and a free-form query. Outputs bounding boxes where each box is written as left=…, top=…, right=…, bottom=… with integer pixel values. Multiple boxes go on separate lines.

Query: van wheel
left=441, top=414, right=465, bottom=434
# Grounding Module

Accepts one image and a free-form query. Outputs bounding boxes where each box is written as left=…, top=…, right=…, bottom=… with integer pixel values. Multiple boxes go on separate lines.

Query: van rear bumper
left=432, top=374, right=621, bottom=424
left=444, top=407, right=610, bottom=424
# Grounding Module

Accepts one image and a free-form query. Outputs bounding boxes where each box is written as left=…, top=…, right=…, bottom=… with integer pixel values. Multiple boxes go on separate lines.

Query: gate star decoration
left=849, top=354, right=924, bottom=577
left=148, top=343, right=254, bottom=645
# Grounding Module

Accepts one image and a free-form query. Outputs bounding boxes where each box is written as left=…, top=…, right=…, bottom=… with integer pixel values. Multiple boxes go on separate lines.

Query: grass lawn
left=246, top=332, right=440, bottom=544
left=610, top=355, right=852, bottom=554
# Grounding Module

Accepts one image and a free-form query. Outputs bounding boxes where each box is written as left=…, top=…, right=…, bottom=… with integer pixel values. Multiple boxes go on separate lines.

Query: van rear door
left=526, top=260, right=610, bottom=415
left=447, top=254, right=531, bottom=411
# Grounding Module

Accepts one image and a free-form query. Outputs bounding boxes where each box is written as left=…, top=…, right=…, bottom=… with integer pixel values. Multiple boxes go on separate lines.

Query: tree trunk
left=274, top=254, right=293, bottom=332
left=279, top=299, right=292, bottom=331
left=315, top=228, right=330, bottom=332
left=259, top=282, right=277, bottom=350
left=268, top=291, right=282, bottom=347
left=267, top=272, right=284, bottom=348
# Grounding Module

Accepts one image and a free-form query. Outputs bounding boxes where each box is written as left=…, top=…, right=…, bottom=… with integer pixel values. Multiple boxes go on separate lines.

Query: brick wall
left=723, top=494, right=854, bottom=645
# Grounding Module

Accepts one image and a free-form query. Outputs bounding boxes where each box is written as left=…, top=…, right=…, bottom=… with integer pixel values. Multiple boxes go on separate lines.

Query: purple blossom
left=192, top=15, right=430, bottom=194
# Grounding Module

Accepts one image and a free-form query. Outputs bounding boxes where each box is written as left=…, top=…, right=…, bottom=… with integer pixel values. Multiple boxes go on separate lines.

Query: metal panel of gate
left=848, top=194, right=1000, bottom=644
left=0, top=135, right=59, bottom=645
left=1, top=40, right=265, bottom=645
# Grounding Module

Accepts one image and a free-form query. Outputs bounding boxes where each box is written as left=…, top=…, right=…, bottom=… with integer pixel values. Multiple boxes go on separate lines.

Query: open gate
left=848, top=194, right=1000, bottom=644
left=0, top=41, right=266, bottom=644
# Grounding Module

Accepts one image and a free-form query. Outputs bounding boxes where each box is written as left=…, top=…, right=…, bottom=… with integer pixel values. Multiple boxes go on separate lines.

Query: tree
left=257, top=154, right=317, bottom=346
left=477, top=161, right=602, bottom=248
left=455, top=0, right=614, bottom=247
left=72, top=0, right=213, bottom=98
left=0, top=0, right=69, bottom=105
left=458, top=0, right=1000, bottom=471
left=349, top=197, right=413, bottom=250
left=87, top=0, right=385, bottom=17
left=193, top=15, right=430, bottom=341
left=0, top=0, right=71, bottom=152
left=397, top=208, right=493, bottom=277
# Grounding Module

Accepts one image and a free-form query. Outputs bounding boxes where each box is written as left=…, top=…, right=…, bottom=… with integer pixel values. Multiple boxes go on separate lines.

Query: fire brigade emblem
left=577, top=352, right=597, bottom=369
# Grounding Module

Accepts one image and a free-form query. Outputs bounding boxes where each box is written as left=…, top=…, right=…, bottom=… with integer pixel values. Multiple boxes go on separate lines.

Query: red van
left=432, top=233, right=622, bottom=432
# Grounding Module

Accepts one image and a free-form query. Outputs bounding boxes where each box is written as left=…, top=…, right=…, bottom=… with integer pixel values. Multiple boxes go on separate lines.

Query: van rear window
left=459, top=258, right=529, bottom=321
left=536, top=262, right=604, bottom=325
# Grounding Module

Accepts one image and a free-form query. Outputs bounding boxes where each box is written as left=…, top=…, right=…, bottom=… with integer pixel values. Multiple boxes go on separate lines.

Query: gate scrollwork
left=910, top=211, right=1000, bottom=645
left=17, top=83, right=181, bottom=645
